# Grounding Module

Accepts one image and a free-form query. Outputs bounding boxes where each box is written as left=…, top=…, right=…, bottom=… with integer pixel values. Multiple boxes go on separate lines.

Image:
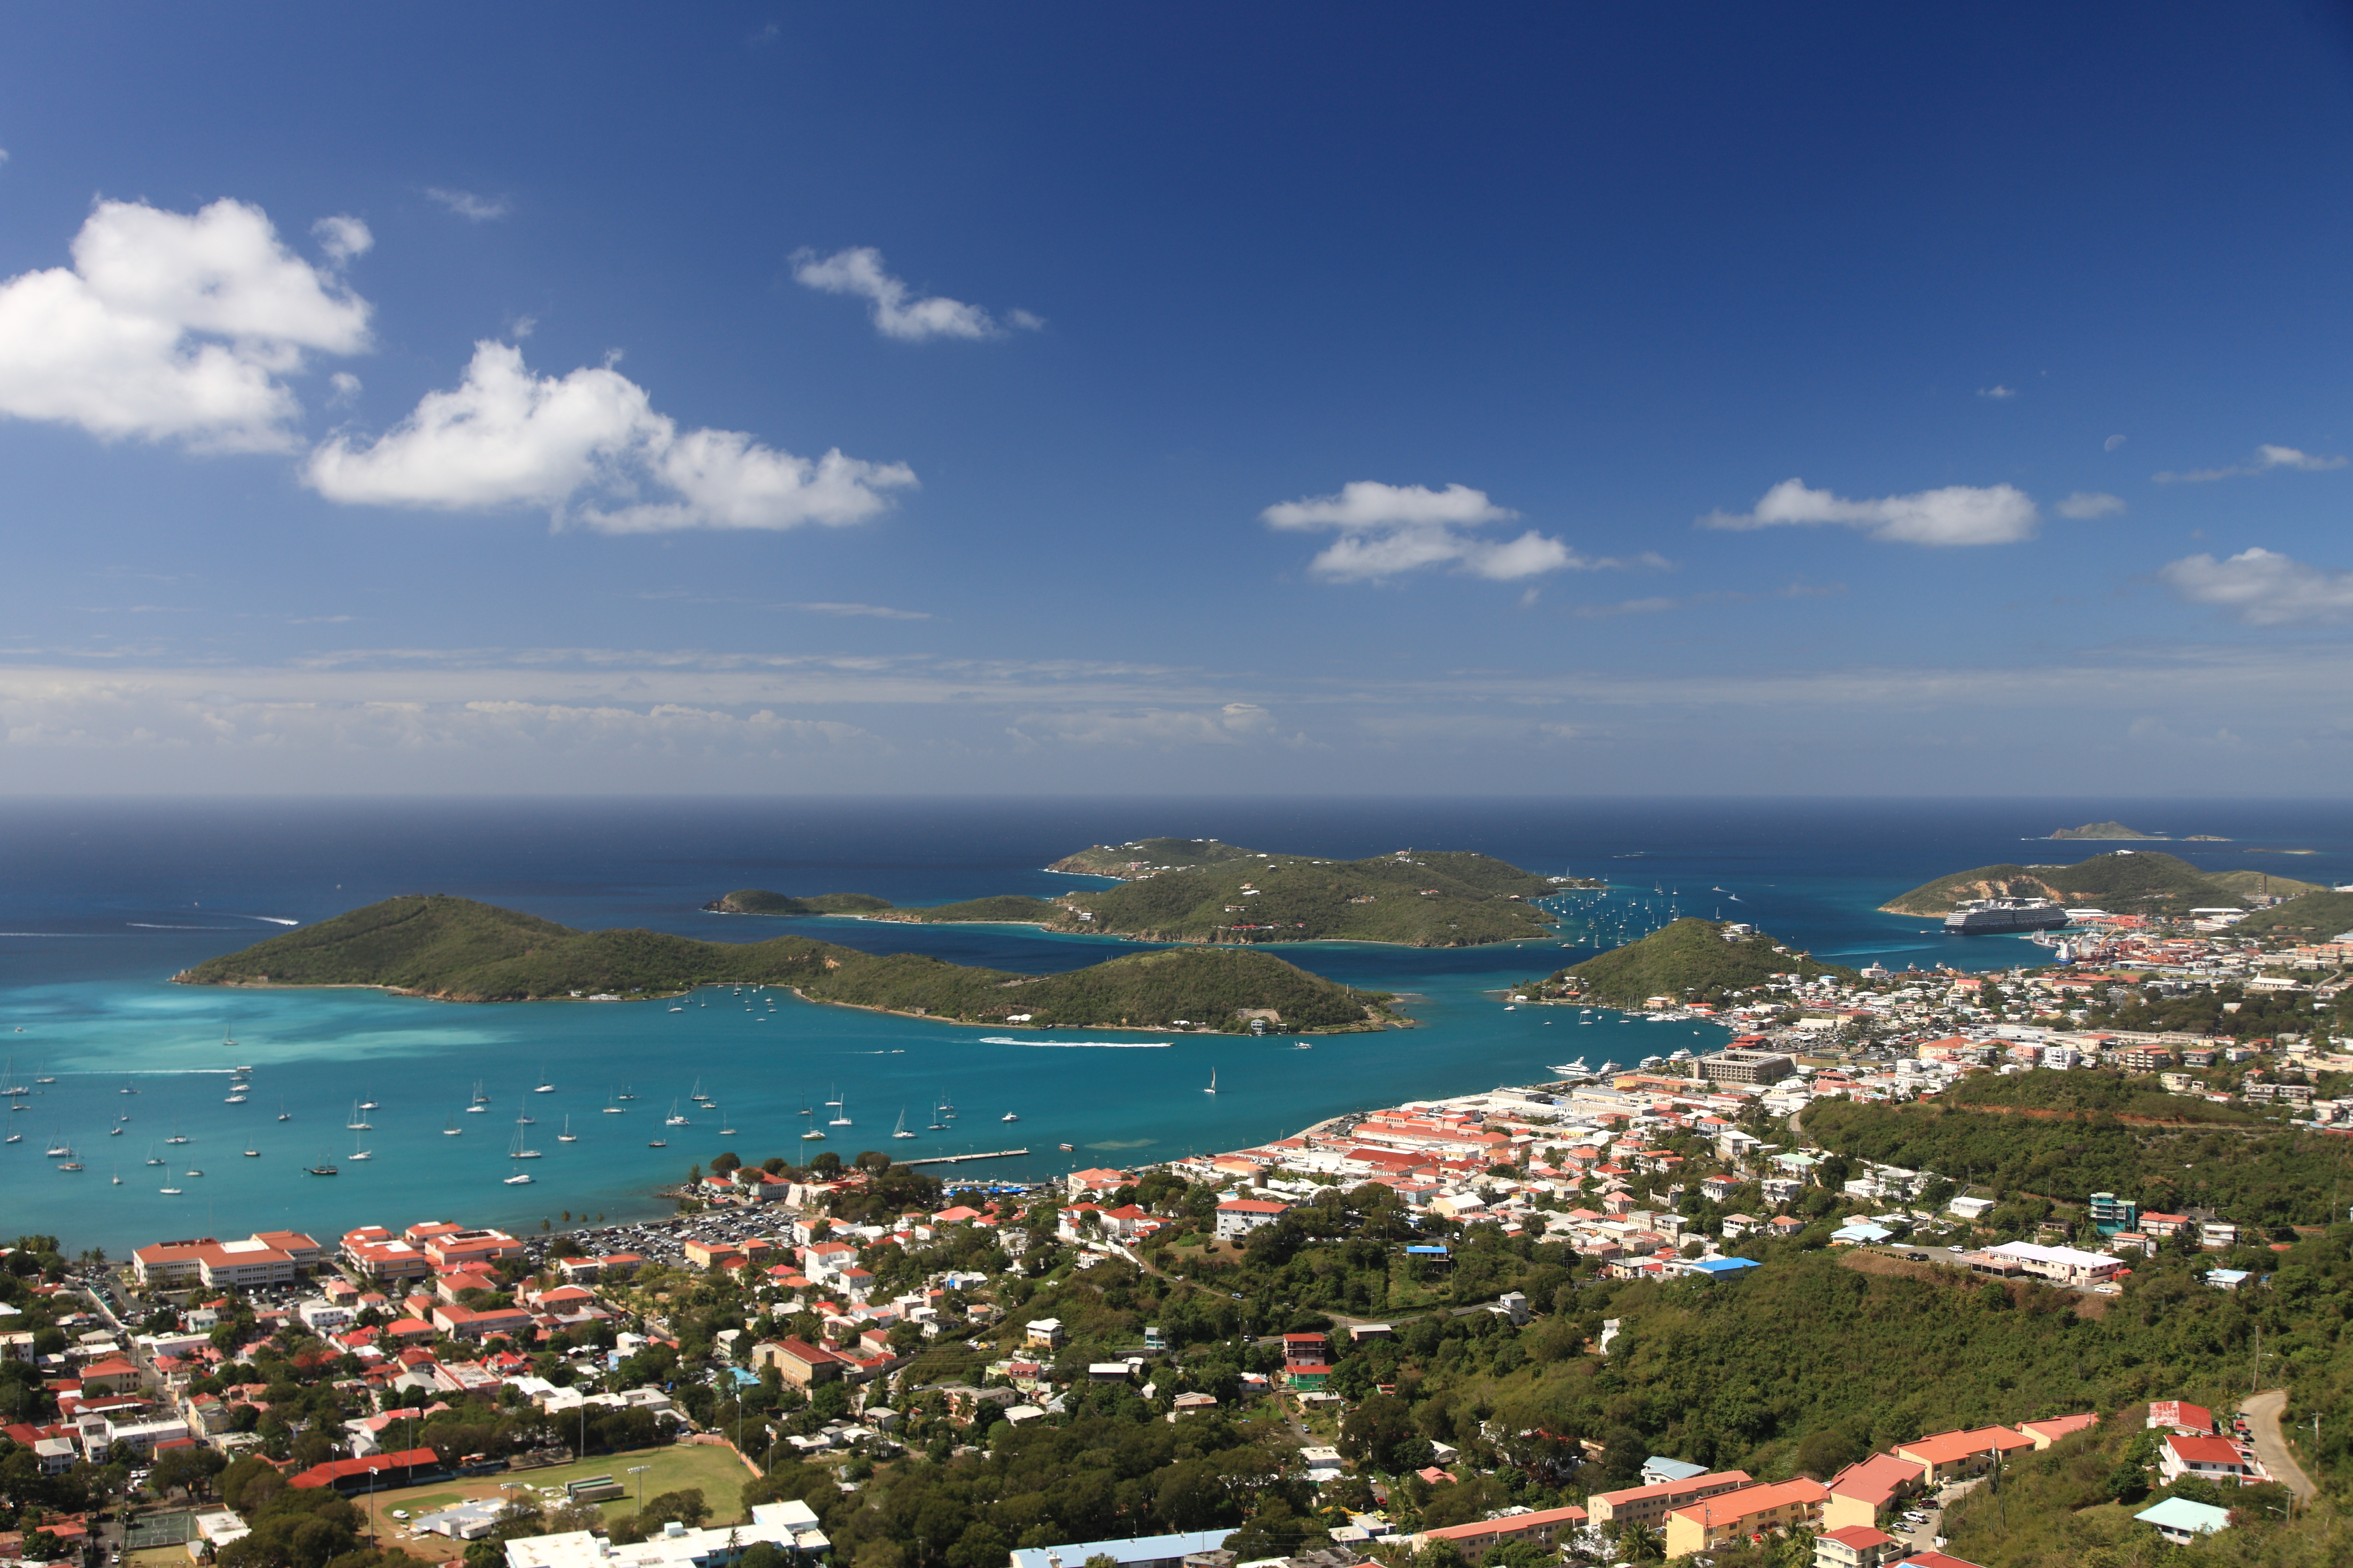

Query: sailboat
left=534, top=1064, right=556, bottom=1094
left=503, top=1166, right=535, bottom=1184
left=444, top=1111, right=464, bottom=1137
left=45, top=1134, right=70, bottom=1157
left=927, top=1096, right=948, bottom=1131
left=616, top=1085, right=637, bottom=1101
left=557, top=1116, right=578, bottom=1144
left=0, top=1062, right=22, bottom=1096
left=243, top=1141, right=260, bottom=1156
left=144, top=1144, right=164, bottom=1165
left=829, top=1097, right=851, bottom=1128
left=108, top=1123, right=124, bottom=1136
left=304, top=1150, right=338, bottom=1175
left=1204, top=1068, right=1218, bottom=1095
left=891, top=1108, right=917, bottom=1139
left=603, top=1091, right=624, bottom=1115
left=111, top=1164, right=121, bottom=1185
left=1001, top=1111, right=1019, bottom=1123
left=347, top=1127, right=371, bottom=1159
left=507, top=1116, right=542, bottom=1159
left=665, top=1100, right=689, bottom=1126
left=277, top=1099, right=290, bottom=1122
left=358, top=1093, right=379, bottom=1110
left=159, top=1181, right=182, bottom=1194
left=120, top=1075, right=137, bottom=1095
left=689, top=1077, right=708, bottom=1102
left=346, top=1100, right=372, bottom=1130
left=647, top=1134, right=668, bottom=1148
left=2, top=1130, right=17, bottom=1144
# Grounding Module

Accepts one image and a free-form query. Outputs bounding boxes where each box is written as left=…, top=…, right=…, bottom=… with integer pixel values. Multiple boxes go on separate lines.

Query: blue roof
left=1688, top=1257, right=1761, bottom=1277
left=1643, top=1456, right=1709, bottom=1481
left=1405, top=1245, right=1450, bottom=1255
left=2135, top=1496, right=2231, bottom=1535
left=1832, top=1223, right=1894, bottom=1242
left=1009, top=1531, right=1234, bottom=1568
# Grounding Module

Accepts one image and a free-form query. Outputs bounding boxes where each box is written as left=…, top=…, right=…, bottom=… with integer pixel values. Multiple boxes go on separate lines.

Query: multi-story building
left=1586, top=1470, right=1754, bottom=1531
left=2087, top=1193, right=2138, bottom=1234
left=132, top=1232, right=321, bottom=1290
left=1663, top=1478, right=1828, bottom=1558
left=1698, top=1049, right=1796, bottom=1086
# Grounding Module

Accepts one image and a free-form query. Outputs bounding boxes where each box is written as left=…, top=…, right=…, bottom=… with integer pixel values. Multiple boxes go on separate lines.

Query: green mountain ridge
left=1531, top=916, right=1856, bottom=1008
left=172, top=894, right=1396, bottom=1030
left=1881, top=850, right=2257, bottom=917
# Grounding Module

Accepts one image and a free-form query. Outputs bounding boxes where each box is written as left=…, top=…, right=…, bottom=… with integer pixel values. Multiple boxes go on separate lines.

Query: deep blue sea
left=4, top=797, right=2349, bottom=1255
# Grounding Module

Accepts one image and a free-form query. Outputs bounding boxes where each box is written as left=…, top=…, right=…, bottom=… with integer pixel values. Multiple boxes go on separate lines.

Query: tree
left=712, top=1153, right=743, bottom=1176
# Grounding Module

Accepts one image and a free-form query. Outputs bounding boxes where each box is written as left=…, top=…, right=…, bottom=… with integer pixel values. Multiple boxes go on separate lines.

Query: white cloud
left=0, top=198, right=371, bottom=450
left=425, top=188, right=511, bottom=221
left=790, top=246, right=1036, bottom=342
left=783, top=603, right=933, bottom=620
left=1978, top=385, right=2016, bottom=399
left=1008, top=702, right=1288, bottom=748
left=2159, top=546, right=2353, bottom=625
left=303, top=341, right=916, bottom=532
left=327, top=371, right=362, bottom=406
left=312, top=215, right=373, bottom=264
left=2056, top=491, right=2125, bottom=519
left=1262, top=481, right=1601, bottom=583
left=1701, top=478, right=2039, bottom=546
left=2154, top=444, right=2349, bottom=483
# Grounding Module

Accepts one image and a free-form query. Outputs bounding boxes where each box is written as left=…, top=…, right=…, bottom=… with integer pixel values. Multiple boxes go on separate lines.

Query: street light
left=367, top=1468, right=380, bottom=1544
left=628, top=1463, right=652, bottom=1518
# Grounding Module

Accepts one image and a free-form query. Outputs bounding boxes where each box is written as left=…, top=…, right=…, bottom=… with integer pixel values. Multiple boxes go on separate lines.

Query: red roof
left=2165, top=1434, right=2247, bottom=1468
left=289, top=1447, right=438, bottom=1487
left=1821, top=1525, right=1894, bottom=1548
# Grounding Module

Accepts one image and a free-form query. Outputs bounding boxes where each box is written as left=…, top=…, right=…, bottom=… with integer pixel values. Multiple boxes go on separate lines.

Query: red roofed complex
left=288, top=1447, right=441, bottom=1494
left=2017, top=1412, right=2098, bottom=1448
left=1893, top=1426, right=2036, bottom=1486
left=2158, top=1433, right=2255, bottom=1487
left=1410, top=1504, right=1587, bottom=1562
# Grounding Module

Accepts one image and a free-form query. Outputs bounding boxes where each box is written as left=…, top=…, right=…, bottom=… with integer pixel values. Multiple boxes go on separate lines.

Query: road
left=2240, top=1388, right=2317, bottom=1501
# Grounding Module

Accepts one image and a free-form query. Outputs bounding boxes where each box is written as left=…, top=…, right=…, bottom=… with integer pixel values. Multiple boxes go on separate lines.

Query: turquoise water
left=5, top=795, right=2348, bottom=1253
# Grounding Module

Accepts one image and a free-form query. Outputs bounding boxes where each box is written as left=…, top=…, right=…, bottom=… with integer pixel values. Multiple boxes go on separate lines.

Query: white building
left=1986, top=1241, right=2125, bottom=1287
left=505, top=1502, right=828, bottom=1568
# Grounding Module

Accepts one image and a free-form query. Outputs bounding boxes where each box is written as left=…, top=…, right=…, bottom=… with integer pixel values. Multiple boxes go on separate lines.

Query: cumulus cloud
left=1262, top=481, right=1605, bottom=583
left=1701, top=478, right=2039, bottom=546
left=1008, top=702, right=1288, bottom=748
left=2056, top=491, right=2126, bottom=519
left=2155, top=444, right=2349, bottom=483
left=2159, top=546, right=2353, bottom=625
left=790, top=246, right=1036, bottom=342
left=0, top=197, right=372, bottom=450
left=1978, top=385, right=2017, bottom=399
left=425, top=188, right=511, bottom=221
left=303, top=341, right=916, bottom=532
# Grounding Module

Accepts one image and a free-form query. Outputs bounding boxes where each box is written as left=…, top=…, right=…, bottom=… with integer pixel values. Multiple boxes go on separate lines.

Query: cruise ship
left=1944, top=898, right=2071, bottom=934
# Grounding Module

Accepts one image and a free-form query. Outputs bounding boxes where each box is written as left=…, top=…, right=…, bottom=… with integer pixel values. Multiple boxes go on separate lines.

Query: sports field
left=354, top=1445, right=758, bottom=1561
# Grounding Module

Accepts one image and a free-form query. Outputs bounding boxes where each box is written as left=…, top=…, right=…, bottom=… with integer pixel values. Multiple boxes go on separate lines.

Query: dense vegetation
left=2233, top=890, right=2353, bottom=938
left=1802, top=1087, right=2353, bottom=1227
left=174, top=896, right=1395, bottom=1030
left=1531, top=917, right=1854, bottom=1008
left=704, top=890, right=893, bottom=915
left=1048, top=837, right=1268, bottom=876
left=1057, top=847, right=1561, bottom=946
left=2048, top=822, right=2162, bottom=839
left=876, top=895, right=1067, bottom=925
left=2075, top=976, right=2351, bottom=1041
left=1881, top=851, right=2251, bottom=917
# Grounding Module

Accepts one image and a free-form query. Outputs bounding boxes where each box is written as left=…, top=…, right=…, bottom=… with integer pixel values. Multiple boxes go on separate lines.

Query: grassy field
left=352, top=1443, right=757, bottom=1559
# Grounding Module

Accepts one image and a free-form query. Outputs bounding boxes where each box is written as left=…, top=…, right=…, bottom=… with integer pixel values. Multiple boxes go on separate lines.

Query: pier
left=899, top=1148, right=1029, bottom=1167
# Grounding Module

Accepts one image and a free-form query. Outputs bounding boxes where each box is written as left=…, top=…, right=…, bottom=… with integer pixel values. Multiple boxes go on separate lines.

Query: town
left=5, top=912, right=2342, bottom=1568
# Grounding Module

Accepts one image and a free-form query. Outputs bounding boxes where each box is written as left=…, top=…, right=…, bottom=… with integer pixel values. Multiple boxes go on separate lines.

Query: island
left=709, top=839, right=1598, bottom=947
left=1522, top=917, right=1856, bottom=1009
left=702, top=890, right=892, bottom=915
left=1875, top=851, right=2313, bottom=919
left=173, top=894, right=1399, bottom=1031
left=2046, top=821, right=2164, bottom=839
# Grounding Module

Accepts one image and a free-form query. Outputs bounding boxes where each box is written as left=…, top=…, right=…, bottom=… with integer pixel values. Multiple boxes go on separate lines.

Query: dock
left=899, top=1148, right=1029, bottom=1167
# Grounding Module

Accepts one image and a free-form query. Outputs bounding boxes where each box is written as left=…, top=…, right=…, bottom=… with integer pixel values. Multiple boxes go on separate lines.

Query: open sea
left=3, top=796, right=2349, bottom=1255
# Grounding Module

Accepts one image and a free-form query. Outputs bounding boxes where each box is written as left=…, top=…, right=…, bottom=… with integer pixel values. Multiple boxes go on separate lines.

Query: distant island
left=174, top=894, right=1397, bottom=1031
left=1881, top=850, right=2325, bottom=918
left=1526, top=917, right=1856, bottom=1009
left=2047, top=821, right=2163, bottom=839
left=708, top=838, right=1600, bottom=947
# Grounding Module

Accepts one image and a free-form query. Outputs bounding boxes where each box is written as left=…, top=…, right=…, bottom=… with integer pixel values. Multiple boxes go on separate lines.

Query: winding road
left=2240, top=1389, right=2317, bottom=1501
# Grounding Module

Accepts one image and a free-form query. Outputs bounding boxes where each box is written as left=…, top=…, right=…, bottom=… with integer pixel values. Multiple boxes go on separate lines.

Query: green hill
left=1880, top=850, right=2242, bottom=917
left=1056, top=847, right=1559, bottom=945
left=1530, top=916, right=1854, bottom=1008
left=1048, top=838, right=1268, bottom=877
left=2231, top=889, right=2353, bottom=938
left=2047, top=820, right=2160, bottom=839
left=173, top=894, right=1393, bottom=1030
left=874, top=894, right=1067, bottom=925
left=702, top=889, right=894, bottom=915
left=2205, top=868, right=2328, bottom=900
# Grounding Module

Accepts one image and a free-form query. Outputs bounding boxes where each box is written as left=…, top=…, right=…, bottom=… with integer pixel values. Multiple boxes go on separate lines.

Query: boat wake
left=976, top=1037, right=1171, bottom=1049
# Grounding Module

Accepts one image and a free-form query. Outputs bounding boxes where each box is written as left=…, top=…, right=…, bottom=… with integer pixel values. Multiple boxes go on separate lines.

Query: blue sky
left=1, top=3, right=2350, bottom=794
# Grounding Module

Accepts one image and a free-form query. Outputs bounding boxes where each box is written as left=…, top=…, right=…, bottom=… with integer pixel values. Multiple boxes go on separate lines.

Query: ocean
left=3, top=795, right=2347, bottom=1255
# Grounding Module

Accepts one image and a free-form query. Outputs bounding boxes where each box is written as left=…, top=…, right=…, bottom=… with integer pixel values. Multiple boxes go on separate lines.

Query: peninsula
left=709, top=838, right=1595, bottom=947
left=1880, top=850, right=2322, bottom=919
left=173, top=894, right=1397, bottom=1030
left=1522, top=916, right=1856, bottom=1008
